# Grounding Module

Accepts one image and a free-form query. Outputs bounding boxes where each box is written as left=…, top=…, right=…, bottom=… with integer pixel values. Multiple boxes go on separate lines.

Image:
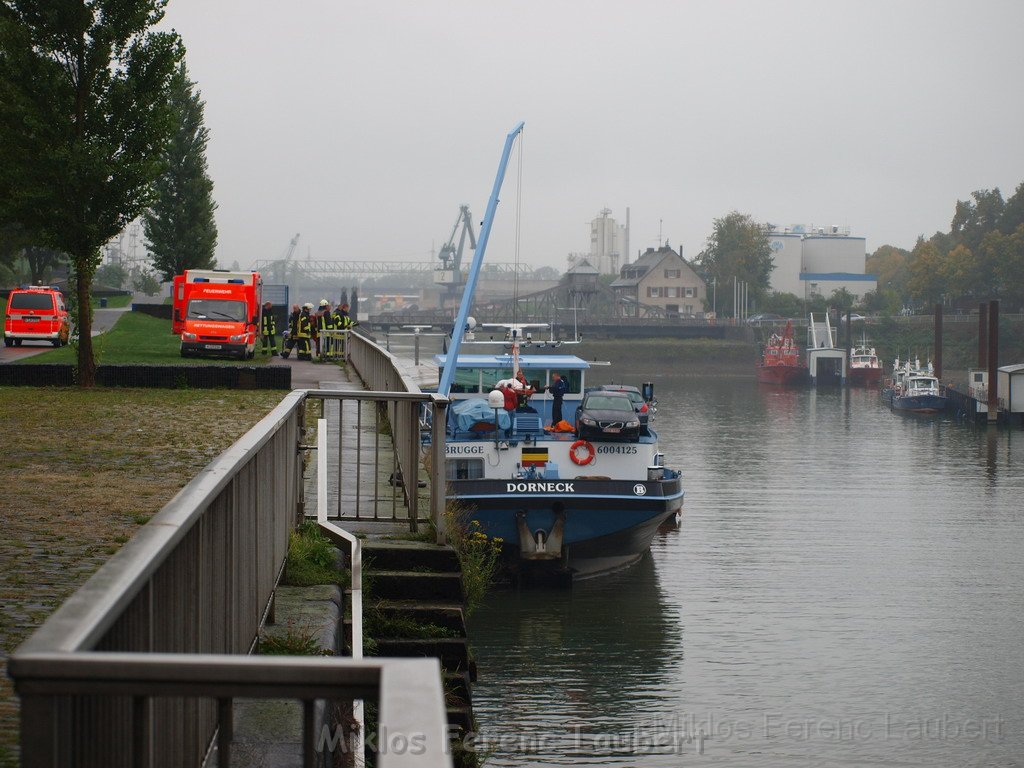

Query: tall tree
left=950, top=188, right=1005, bottom=255
left=940, top=243, right=978, bottom=302
left=694, top=211, right=773, bottom=316
left=866, top=244, right=911, bottom=298
left=993, top=224, right=1024, bottom=311
left=907, top=240, right=945, bottom=305
left=24, top=245, right=64, bottom=284
left=143, top=61, right=217, bottom=282
left=0, top=1, right=182, bottom=385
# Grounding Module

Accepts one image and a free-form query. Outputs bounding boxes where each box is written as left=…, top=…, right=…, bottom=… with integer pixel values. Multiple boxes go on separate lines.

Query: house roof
left=566, top=258, right=599, bottom=276
left=611, top=246, right=695, bottom=288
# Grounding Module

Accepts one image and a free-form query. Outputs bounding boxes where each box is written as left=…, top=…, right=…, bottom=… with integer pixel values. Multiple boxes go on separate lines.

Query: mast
left=438, top=121, right=525, bottom=397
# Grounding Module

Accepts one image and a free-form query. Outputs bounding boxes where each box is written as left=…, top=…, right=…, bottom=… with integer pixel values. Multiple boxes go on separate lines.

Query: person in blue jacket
left=545, top=371, right=567, bottom=424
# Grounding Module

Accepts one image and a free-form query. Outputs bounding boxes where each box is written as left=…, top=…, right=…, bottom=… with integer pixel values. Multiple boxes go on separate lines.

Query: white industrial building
left=569, top=208, right=630, bottom=276
left=767, top=225, right=877, bottom=300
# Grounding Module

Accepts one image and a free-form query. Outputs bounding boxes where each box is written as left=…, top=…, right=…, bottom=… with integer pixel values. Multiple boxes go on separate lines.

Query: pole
left=933, top=303, right=943, bottom=380
left=978, top=302, right=988, bottom=369
left=438, top=121, right=525, bottom=397
left=987, top=299, right=999, bottom=421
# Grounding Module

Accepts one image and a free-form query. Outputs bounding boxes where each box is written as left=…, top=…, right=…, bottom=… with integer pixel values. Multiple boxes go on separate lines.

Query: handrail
left=9, top=379, right=452, bottom=765
left=18, top=389, right=306, bottom=656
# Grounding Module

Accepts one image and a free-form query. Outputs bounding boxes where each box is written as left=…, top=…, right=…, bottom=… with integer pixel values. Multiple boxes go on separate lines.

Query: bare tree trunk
left=76, top=262, right=96, bottom=387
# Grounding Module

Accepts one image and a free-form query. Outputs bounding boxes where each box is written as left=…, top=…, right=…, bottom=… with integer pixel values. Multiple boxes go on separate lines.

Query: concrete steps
left=360, top=540, right=476, bottom=740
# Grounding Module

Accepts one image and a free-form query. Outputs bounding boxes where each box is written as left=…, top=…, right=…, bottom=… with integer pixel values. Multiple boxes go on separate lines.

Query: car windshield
left=187, top=299, right=246, bottom=322
left=9, top=293, right=54, bottom=310
left=585, top=395, right=633, bottom=412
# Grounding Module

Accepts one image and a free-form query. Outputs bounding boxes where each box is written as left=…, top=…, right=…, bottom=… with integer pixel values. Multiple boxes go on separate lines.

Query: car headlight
left=581, top=417, right=596, bottom=426
left=182, top=332, right=197, bottom=341
left=230, top=334, right=245, bottom=342
left=627, top=420, right=640, bottom=428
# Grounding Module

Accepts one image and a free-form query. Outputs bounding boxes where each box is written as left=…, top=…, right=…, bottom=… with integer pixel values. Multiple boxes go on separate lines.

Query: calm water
left=468, top=373, right=1024, bottom=767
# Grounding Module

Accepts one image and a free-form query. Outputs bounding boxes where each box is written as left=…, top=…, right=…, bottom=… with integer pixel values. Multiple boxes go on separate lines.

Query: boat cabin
left=432, top=352, right=589, bottom=424
left=905, top=374, right=940, bottom=396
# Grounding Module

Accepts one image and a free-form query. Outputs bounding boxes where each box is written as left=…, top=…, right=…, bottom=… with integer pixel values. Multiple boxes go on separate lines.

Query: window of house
left=684, top=287, right=696, bottom=298
left=666, top=287, right=680, bottom=298
left=623, top=304, right=637, bottom=317
left=647, top=286, right=662, bottom=298
left=664, top=269, right=681, bottom=279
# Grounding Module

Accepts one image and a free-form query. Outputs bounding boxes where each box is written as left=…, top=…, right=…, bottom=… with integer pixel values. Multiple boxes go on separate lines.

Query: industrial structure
left=767, top=224, right=877, bottom=300
left=569, top=207, right=630, bottom=276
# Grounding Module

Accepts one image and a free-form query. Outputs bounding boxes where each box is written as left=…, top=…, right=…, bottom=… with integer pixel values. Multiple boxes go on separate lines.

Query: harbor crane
left=433, top=205, right=477, bottom=307
left=267, top=233, right=300, bottom=283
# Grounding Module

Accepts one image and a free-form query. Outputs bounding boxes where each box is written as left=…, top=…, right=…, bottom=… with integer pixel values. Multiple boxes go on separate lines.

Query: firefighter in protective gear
left=281, top=304, right=300, bottom=358
left=316, top=300, right=335, bottom=360
left=296, top=303, right=314, bottom=361
left=260, top=301, right=278, bottom=355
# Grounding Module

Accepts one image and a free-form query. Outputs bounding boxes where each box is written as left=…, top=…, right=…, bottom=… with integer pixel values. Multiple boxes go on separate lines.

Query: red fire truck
left=172, top=270, right=262, bottom=359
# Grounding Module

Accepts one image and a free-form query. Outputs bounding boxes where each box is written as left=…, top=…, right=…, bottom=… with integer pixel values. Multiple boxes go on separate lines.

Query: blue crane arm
left=438, top=121, right=525, bottom=398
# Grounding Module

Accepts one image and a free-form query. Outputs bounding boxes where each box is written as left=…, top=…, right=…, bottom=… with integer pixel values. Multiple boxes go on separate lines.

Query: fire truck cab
left=173, top=270, right=262, bottom=359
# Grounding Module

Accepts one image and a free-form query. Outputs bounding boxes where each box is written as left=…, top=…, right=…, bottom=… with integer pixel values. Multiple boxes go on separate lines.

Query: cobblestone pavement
left=0, top=387, right=283, bottom=765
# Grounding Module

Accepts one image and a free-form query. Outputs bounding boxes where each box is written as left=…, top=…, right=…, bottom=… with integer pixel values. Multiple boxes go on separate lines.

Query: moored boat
left=848, top=343, right=882, bottom=388
left=756, top=320, right=807, bottom=385
left=892, top=371, right=947, bottom=413
left=883, top=357, right=948, bottom=413
left=430, top=121, right=684, bottom=580
left=435, top=352, right=683, bottom=578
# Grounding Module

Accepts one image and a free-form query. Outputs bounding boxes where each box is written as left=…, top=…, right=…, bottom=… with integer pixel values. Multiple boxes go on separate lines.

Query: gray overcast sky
left=160, top=0, right=1024, bottom=270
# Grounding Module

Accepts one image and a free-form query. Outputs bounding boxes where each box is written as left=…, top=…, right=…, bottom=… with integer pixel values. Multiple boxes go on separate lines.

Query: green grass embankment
left=89, top=294, right=133, bottom=309
left=18, top=311, right=270, bottom=366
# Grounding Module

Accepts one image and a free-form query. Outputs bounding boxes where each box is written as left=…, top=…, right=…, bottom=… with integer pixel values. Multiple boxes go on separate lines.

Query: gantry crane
left=433, top=205, right=476, bottom=307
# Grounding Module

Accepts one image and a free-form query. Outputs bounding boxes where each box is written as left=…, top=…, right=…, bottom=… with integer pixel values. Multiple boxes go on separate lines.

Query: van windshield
left=187, top=299, right=247, bottom=322
left=9, top=293, right=54, bottom=310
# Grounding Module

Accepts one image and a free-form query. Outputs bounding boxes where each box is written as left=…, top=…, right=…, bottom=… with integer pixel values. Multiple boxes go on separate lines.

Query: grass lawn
left=18, top=311, right=271, bottom=366
left=0, top=387, right=285, bottom=761
left=90, top=293, right=133, bottom=309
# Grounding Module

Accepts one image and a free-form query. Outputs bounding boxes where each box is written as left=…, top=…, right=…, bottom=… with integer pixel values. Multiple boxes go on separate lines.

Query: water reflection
left=469, top=554, right=683, bottom=764
left=470, top=375, right=1024, bottom=767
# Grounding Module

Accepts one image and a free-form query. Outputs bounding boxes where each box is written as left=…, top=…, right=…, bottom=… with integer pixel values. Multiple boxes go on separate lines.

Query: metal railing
left=8, top=386, right=452, bottom=767
left=344, top=330, right=448, bottom=537
left=307, top=390, right=448, bottom=541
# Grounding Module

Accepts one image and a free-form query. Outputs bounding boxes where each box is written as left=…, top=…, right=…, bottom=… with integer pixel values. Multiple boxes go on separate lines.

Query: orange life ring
left=569, top=439, right=595, bottom=466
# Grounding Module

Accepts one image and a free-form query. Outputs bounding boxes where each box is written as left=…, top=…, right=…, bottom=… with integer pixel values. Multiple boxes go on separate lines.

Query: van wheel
left=3, top=338, right=12, bottom=347
left=14, top=339, right=22, bottom=347
left=52, top=339, right=61, bottom=347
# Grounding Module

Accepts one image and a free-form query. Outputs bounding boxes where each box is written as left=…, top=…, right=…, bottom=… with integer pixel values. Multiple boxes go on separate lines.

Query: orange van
left=3, top=286, right=71, bottom=347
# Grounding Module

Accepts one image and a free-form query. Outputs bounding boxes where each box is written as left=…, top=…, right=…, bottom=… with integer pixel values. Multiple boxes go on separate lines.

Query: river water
left=467, top=371, right=1024, bottom=767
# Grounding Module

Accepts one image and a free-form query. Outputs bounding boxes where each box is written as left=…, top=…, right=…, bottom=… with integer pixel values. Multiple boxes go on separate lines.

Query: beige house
left=610, top=246, right=706, bottom=317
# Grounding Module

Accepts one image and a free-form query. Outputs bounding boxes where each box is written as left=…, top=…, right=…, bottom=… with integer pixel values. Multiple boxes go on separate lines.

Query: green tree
left=950, top=188, right=1005, bottom=255
left=694, top=211, right=773, bottom=316
left=143, top=61, right=218, bottom=282
left=866, top=244, right=911, bottom=298
left=0, top=1, right=182, bottom=385
left=1001, top=182, right=1024, bottom=235
left=95, top=262, right=128, bottom=289
left=907, top=240, right=946, bottom=306
left=24, top=245, right=64, bottom=284
left=829, top=287, right=855, bottom=313
left=940, top=243, right=977, bottom=301
left=993, top=224, right=1024, bottom=310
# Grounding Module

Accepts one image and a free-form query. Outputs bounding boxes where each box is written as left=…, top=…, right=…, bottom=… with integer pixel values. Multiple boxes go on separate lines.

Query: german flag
left=521, top=446, right=549, bottom=467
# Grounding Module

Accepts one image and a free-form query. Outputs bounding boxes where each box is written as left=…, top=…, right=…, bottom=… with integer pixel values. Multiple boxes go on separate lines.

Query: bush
left=283, top=522, right=340, bottom=586
left=443, top=501, right=502, bottom=616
